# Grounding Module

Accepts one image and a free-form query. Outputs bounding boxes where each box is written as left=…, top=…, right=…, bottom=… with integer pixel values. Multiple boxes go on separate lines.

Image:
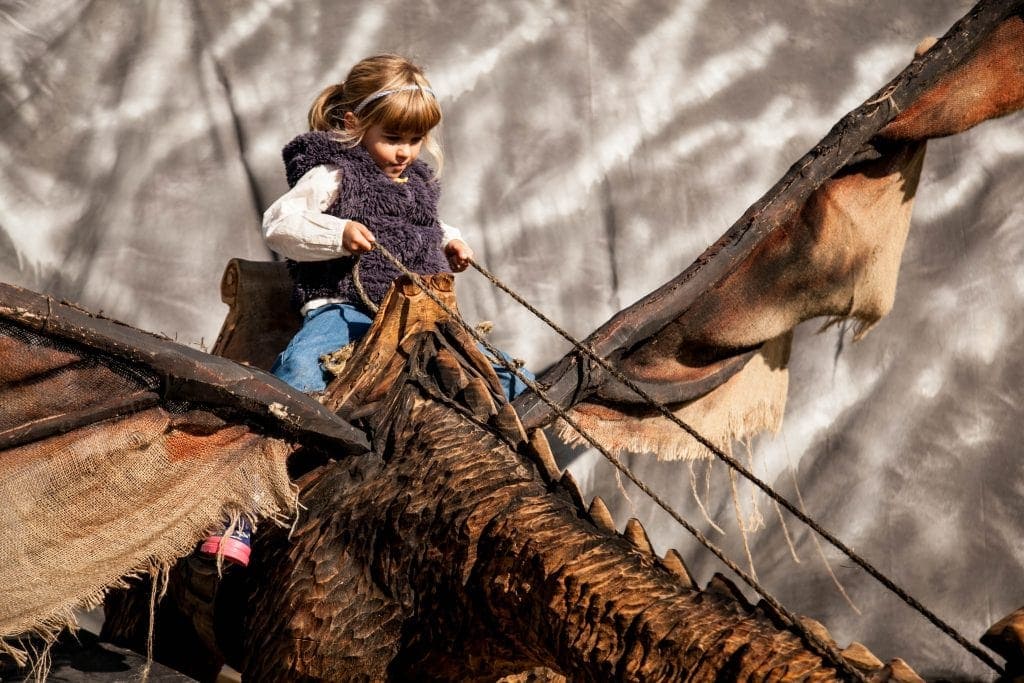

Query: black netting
left=0, top=319, right=159, bottom=431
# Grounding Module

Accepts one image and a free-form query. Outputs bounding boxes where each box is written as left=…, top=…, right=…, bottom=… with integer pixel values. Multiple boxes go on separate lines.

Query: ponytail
left=308, top=83, right=347, bottom=132
left=306, top=54, right=444, bottom=173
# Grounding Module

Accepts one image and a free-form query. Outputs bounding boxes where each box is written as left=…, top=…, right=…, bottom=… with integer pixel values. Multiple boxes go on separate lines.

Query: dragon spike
left=755, top=598, right=787, bottom=629
left=490, top=403, right=528, bottom=446
left=527, top=428, right=561, bottom=482
left=797, top=616, right=837, bottom=649
left=459, top=377, right=498, bottom=419
left=983, top=606, right=1024, bottom=666
left=659, top=549, right=695, bottom=589
left=705, top=573, right=753, bottom=612
left=623, top=518, right=654, bottom=556
left=587, top=496, right=616, bottom=533
left=880, top=658, right=926, bottom=683
left=558, top=470, right=586, bottom=510
left=431, top=347, right=467, bottom=396
left=840, top=642, right=884, bottom=673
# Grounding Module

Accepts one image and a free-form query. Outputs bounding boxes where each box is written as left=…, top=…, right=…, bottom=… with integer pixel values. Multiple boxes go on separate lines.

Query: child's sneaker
left=199, top=518, right=252, bottom=567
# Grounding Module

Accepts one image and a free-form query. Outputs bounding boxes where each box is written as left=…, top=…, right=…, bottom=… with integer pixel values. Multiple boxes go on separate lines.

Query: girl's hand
left=343, top=221, right=375, bottom=254
left=445, top=239, right=474, bottom=272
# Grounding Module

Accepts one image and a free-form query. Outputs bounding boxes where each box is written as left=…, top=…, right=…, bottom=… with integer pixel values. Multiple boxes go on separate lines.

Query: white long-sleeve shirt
left=262, top=164, right=463, bottom=261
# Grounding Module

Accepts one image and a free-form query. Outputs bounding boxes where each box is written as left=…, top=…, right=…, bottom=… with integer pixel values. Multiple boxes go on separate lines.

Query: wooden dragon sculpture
left=1, top=0, right=1023, bottom=680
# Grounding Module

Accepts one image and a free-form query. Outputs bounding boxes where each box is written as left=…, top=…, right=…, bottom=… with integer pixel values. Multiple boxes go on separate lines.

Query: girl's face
left=360, top=125, right=424, bottom=179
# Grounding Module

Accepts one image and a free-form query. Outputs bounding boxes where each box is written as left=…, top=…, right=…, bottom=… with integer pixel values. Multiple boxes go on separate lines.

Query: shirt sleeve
left=262, top=163, right=468, bottom=258
left=262, top=165, right=352, bottom=261
left=440, top=221, right=464, bottom=246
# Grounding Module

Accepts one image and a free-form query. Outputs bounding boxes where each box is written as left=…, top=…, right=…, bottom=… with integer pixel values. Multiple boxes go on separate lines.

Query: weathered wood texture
left=212, top=258, right=300, bottom=372
left=983, top=607, right=1024, bottom=673
left=19, top=273, right=925, bottom=679
left=239, top=275, right=902, bottom=681
left=12, top=2, right=1021, bottom=677
left=0, top=282, right=367, bottom=455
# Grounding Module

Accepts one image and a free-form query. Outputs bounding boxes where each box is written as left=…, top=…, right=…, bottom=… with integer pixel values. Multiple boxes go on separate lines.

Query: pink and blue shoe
left=199, top=518, right=252, bottom=567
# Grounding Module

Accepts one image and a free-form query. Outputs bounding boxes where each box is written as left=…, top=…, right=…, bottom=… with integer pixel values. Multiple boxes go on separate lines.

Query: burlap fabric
left=561, top=138, right=924, bottom=463
left=879, top=17, right=1024, bottom=141
left=559, top=334, right=792, bottom=462
left=0, top=322, right=295, bottom=665
left=0, top=410, right=294, bottom=657
left=556, top=16, right=1024, bottom=464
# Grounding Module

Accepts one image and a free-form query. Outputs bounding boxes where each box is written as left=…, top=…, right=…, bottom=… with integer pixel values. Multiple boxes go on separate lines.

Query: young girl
left=263, top=53, right=529, bottom=399
left=201, top=54, right=530, bottom=566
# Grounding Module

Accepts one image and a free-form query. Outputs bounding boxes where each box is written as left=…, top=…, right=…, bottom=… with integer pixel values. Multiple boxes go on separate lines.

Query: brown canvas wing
left=879, top=15, right=1024, bottom=141
left=0, top=282, right=368, bottom=662
left=561, top=140, right=925, bottom=459
left=515, top=5, right=1024, bottom=459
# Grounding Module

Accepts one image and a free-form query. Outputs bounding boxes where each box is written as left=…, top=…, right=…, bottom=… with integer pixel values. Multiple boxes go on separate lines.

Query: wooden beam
left=0, top=390, right=161, bottom=452
left=0, top=283, right=370, bottom=455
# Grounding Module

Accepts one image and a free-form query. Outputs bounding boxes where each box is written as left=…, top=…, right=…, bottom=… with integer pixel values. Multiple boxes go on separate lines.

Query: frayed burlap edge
left=0, top=431, right=297, bottom=678
left=556, top=333, right=792, bottom=462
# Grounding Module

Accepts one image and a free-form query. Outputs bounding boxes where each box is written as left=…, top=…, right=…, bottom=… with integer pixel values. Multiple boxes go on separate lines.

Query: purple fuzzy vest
left=281, top=131, right=450, bottom=310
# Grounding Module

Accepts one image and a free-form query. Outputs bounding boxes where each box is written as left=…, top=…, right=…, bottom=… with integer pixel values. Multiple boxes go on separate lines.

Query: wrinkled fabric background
left=2, top=1, right=1021, bottom=678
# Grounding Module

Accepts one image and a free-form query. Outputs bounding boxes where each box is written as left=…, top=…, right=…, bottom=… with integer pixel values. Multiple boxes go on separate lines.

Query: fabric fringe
left=322, top=342, right=357, bottom=378
left=729, top=468, right=758, bottom=581
left=557, top=333, right=792, bottom=464
left=0, top=407, right=297, bottom=670
left=688, top=460, right=725, bottom=535
left=786, top=449, right=862, bottom=615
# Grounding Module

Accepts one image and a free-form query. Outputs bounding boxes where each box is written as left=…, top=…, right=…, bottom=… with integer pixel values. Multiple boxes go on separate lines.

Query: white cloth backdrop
left=2, top=1, right=1022, bottom=678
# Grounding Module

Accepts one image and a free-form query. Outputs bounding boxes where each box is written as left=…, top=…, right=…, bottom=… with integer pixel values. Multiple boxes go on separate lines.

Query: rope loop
left=352, top=250, right=379, bottom=315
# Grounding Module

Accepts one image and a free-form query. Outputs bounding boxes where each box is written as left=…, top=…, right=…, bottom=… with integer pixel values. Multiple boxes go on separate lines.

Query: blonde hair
left=308, top=54, right=443, bottom=173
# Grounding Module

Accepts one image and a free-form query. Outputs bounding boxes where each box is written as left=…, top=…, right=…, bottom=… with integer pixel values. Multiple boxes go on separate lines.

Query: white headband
left=352, top=84, right=436, bottom=115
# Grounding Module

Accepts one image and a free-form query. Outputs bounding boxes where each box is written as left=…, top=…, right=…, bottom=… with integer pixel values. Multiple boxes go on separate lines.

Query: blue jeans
left=271, top=304, right=373, bottom=393
left=271, top=303, right=534, bottom=400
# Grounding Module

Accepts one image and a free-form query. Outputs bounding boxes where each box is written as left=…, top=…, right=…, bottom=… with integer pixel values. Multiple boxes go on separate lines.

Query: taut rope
left=363, top=242, right=1003, bottom=676
left=467, top=259, right=1004, bottom=675
left=369, top=243, right=868, bottom=681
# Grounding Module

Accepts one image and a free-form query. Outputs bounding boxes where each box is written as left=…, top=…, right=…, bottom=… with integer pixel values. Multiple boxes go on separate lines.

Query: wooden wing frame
left=514, top=0, right=1024, bottom=445
left=0, top=283, right=368, bottom=660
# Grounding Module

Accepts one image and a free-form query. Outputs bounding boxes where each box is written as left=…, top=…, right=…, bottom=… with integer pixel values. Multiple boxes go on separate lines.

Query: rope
left=368, top=242, right=866, bottom=681
left=469, top=260, right=1005, bottom=675
left=351, top=255, right=379, bottom=314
